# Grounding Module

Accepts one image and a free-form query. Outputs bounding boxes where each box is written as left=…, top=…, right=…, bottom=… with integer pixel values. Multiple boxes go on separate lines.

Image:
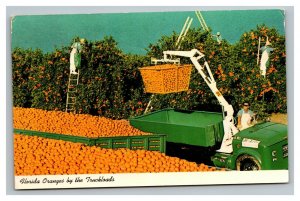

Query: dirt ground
left=269, top=113, right=288, bottom=125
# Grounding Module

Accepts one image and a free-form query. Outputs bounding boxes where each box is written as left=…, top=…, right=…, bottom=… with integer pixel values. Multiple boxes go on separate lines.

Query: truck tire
left=236, top=155, right=261, bottom=171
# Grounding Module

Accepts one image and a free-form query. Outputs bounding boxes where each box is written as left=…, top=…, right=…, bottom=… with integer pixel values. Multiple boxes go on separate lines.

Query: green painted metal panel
left=14, top=129, right=94, bottom=145
left=236, top=122, right=287, bottom=147
left=129, top=109, right=224, bottom=147
left=262, top=140, right=288, bottom=169
left=211, top=152, right=232, bottom=169
left=231, top=122, right=288, bottom=170
left=94, top=135, right=166, bottom=153
left=14, top=129, right=166, bottom=153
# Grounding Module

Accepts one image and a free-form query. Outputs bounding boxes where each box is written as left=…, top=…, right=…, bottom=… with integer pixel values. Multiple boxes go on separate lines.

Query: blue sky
left=11, top=10, right=285, bottom=55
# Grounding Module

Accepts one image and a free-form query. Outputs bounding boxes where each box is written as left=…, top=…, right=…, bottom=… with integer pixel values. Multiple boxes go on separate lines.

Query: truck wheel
left=236, top=155, right=261, bottom=171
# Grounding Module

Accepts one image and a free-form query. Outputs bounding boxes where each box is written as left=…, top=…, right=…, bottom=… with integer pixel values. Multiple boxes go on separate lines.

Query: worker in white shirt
left=259, top=39, right=274, bottom=77
left=70, top=38, right=85, bottom=74
left=237, top=102, right=255, bottom=131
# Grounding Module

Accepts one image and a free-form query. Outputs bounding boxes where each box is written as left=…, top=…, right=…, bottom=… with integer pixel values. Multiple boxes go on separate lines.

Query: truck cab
left=212, top=122, right=288, bottom=170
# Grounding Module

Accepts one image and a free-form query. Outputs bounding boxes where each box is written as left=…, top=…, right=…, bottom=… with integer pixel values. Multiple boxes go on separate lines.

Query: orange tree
left=146, top=26, right=286, bottom=118
left=74, top=37, right=150, bottom=118
left=12, top=48, right=43, bottom=107
left=12, top=37, right=149, bottom=119
left=12, top=25, right=286, bottom=119
left=146, top=28, right=240, bottom=113
left=74, top=37, right=126, bottom=117
left=29, top=47, right=70, bottom=111
left=230, top=25, right=286, bottom=118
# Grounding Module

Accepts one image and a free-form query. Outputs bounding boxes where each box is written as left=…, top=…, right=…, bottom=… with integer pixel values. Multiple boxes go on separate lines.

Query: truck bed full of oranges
left=13, top=107, right=148, bottom=138
left=14, top=134, right=223, bottom=175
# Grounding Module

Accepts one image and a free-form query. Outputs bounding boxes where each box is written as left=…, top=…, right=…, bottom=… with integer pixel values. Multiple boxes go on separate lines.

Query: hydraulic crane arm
left=163, top=49, right=239, bottom=153
left=163, top=49, right=233, bottom=116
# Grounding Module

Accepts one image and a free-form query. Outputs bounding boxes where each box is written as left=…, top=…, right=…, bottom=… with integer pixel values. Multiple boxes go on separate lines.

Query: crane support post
left=162, top=48, right=239, bottom=153
left=204, top=61, right=216, bottom=83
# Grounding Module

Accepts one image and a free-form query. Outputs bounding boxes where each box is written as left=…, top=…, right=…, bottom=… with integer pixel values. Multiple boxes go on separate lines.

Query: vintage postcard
left=11, top=9, right=288, bottom=189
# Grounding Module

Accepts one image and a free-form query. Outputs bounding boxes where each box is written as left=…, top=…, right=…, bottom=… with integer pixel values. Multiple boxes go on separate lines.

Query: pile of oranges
left=14, top=134, right=224, bottom=175
left=13, top=107, right=148, bottom=137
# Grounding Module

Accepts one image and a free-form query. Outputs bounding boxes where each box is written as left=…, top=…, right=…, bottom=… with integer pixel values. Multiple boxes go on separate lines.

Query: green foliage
left=145, top=25, right=286, bottom=117
left=12, top=25, right=287, bottom=120
left=12, top=48, right=44, bottom=107
left=29, top=49, right=70, bottom=111
left=231, top=25, right=286, bottom=115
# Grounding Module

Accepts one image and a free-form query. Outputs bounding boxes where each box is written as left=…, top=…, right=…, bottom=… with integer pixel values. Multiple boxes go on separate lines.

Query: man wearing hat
left=237, top=102, right=255, bottom=130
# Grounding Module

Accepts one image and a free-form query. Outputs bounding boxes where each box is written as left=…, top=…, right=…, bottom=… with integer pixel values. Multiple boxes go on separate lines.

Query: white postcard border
left=15, top=170, right=289, bottom=189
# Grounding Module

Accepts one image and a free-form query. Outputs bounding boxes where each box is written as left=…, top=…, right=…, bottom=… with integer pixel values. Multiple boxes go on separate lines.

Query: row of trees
left=12, top=25, right=286, bottom=119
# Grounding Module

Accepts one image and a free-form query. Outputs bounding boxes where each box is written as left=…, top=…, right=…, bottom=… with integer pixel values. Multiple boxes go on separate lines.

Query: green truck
left=133, top=48, right=288, bottom=171
left=129, top=108, right=288, bottom=171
